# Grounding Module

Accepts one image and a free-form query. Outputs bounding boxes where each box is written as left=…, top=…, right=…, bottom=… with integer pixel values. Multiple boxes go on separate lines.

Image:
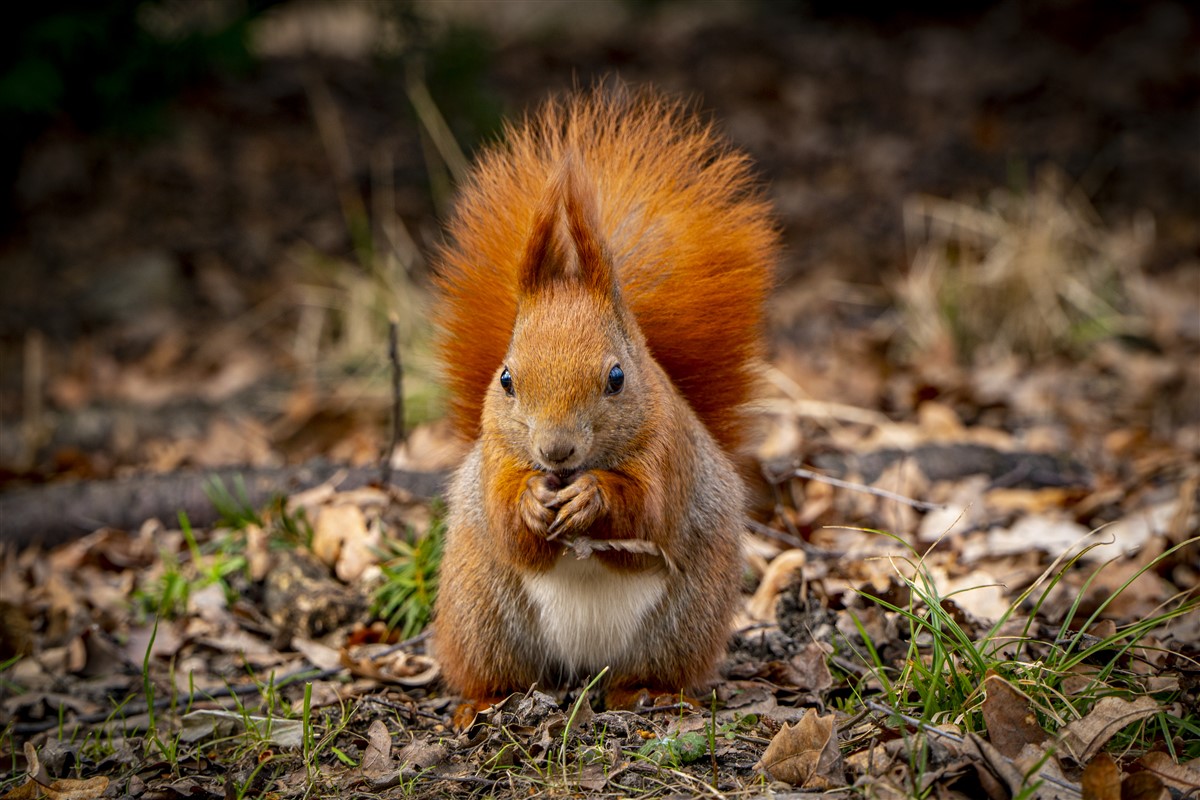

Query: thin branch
left=381, top=316, right=405, bottom=487
left=768, top=465, right=945, bottom=512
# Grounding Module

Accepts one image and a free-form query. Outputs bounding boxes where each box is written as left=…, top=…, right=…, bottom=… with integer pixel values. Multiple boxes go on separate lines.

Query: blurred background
left=1, top=0, right=1197, bottom=486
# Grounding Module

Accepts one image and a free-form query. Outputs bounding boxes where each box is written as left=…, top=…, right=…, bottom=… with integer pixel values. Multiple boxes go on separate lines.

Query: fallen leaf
left=1059, top=696, right=1159, bottom=763
left=311, top=503, right=369, bottom=575
left=2, top=777, right=110, bottom=800
left=292, top=636, right=343, bottom=671
left=982, top=670, right=1047, bottom=758
left=1137, top=751, right=1200, bottom=793
left=360, top=719, right=392, bottom=776
left=788, top=641, right=833, bottom=692
left=755, top=707, right=845, bottom=788
left=179, top=709, right=303, bottom=748
left=394, top=739, right=447, bottom=772
left=960, top=732, right=1074, bottom=800
left=1120, top=771, right=1168, bottom=800
left=341, top=645, right=440, bottom=687
left=1080, top=753, right=1120, bottom=800
left=748, top=548, right=807, bottom=620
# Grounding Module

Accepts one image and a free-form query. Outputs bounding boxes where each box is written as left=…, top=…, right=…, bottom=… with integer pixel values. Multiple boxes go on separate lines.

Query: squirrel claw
left=547, top=472, right=603, bottom=538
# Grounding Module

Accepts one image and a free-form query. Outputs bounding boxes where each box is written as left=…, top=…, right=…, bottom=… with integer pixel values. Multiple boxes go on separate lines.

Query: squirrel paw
left=547, top=471, right=604, bottom=539
left=520, top=473, right=558, bottom=536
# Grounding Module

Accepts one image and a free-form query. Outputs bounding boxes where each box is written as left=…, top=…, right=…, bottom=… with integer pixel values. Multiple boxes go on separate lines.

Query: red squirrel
left=431, top=87, right=777, bottom=711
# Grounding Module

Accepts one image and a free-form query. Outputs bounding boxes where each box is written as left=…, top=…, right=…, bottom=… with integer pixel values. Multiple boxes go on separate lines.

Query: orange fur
left=435, top=87, right=776, bottom=453
left=431, top=86, right=777, bottom=711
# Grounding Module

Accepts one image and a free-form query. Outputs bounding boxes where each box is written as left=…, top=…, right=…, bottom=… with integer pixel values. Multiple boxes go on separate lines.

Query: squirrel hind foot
left=450, top=695, right=510, bottom=731
left=604, top=685, right=705, bottom=712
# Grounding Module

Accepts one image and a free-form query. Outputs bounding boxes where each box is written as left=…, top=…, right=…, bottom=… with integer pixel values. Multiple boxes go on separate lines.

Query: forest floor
left=1, top=2, right=1197, bottom=798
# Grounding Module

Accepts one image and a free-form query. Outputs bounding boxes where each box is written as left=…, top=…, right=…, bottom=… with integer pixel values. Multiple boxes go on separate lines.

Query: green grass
left=838, top=528, right=1200, bottom=769
left=372, top=508, right=446, bottom=639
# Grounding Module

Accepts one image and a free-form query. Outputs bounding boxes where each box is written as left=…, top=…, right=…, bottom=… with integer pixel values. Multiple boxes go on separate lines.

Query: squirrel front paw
left=547, top=471, right=604, bottom=539
left=520, top=473, right=559, bottom=536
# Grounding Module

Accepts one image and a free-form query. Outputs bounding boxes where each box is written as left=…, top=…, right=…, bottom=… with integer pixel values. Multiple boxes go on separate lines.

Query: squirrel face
left=480, top=158, right=657, bottom=475
left=488, top=284, right=652, bottom=475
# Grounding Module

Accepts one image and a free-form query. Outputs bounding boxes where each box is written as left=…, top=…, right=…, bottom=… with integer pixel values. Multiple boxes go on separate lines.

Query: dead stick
left=768, top=465, right=944, bottom=512
left=381, top=316, right=405, bottom=487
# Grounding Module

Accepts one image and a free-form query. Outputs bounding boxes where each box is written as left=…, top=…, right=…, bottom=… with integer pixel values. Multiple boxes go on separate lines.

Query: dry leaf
left=961, top=732, right=1070, bottom=800
left=292, top=636, right=343, bottom=671
left=2, top=777, right=110, bottom=800
left=3, top=747, right=109, bottom=800
left=982, top=670, right=1047, bottom=757
left=755, top=707, right=845, bottom=788
left=360, top=718, right=393, bottom=776
left=1120, top=771, right=1168, bottom=800
left=312, top=503, right=373, bottom=581
left=1137, top=751, right=1200, bottom=793
left=788, top=641, right=833, bottom=692
left=560, top=536, right=676, bottom=571
left=394, top=739, right=447, bottom=772
left=748, top=549, right=807, bottom=620
left=180, top=709, right=303, bottom=748
left=1059, top=696, right=1159, bottom=763
left=341, top=646, right=440, bottom=687
left=1080, top=753, right=1121, bottom=800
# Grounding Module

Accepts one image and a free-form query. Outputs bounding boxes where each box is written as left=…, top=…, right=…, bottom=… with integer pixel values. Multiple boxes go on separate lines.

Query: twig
left=373, top=628, right=431, bottom=660
left=745, top=519, right=843, bottom=559
left=660, top=765, right=728, bottom=799
left=22, top=329, right=45, bottom=469
left=752, top=395, right=893, bottom=428
left=768, top=465, right=944, bottom=512
left=381, top=316, right=405, bottom=487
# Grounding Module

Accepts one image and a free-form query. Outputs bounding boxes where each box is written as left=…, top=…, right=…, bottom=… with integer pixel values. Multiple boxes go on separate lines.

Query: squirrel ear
left=518, top=157, right=614, bottom=298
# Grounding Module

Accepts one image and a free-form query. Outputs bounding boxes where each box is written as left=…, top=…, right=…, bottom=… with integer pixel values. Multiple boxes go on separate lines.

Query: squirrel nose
left=538, top=441, right=576, bottom=467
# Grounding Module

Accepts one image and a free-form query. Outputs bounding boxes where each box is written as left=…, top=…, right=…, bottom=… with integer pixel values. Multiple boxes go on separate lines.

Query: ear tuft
left=518, top=156, right=614, bottom=297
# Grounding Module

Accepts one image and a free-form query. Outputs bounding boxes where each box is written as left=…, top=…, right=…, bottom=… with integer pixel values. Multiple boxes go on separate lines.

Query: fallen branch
left=0, top=461, right=446, bottom=550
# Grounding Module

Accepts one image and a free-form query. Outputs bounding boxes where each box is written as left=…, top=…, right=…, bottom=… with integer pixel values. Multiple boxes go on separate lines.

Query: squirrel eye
left=499, top=366, right=514, bottom=396
left=605, top=363, right=624, bottom=395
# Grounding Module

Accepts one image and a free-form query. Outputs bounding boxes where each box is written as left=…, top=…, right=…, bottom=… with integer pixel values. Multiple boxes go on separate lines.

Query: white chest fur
left=521, top=554, right=667, bottom=674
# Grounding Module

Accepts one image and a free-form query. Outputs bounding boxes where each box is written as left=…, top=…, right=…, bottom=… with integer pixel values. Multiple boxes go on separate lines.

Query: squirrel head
left=482, top=158, right=658, bottom=475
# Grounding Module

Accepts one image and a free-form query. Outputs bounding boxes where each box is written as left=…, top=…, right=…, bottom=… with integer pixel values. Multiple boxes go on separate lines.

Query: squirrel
left=430, top=87, right=777, bottom=712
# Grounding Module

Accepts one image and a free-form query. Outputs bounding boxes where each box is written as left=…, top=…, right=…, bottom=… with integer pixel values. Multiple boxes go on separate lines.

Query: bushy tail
left=434, top=86, right=777, bottom=453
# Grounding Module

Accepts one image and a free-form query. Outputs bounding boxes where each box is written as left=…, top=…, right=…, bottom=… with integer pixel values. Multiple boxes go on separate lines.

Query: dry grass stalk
left=894, top=168, right=1154, bottom=364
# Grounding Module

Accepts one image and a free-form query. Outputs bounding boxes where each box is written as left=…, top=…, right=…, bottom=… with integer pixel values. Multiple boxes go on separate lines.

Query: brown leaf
left=755, top=707, right=845, bottom=788
left=788, top=642, right=833, bottom=692
left=1136, top=751, right=1200, bottom=793
left=1081, top=753, right=1121, bottom=800
left=2, top=775, right=110, bottom=800
left=1120, top=771, right=1167, bottom=800
left=747, top=548, right=807, bottom=620
left=960, top=733, right=1042, bottom=799
left=982, top=670, right=1047, bottom=757
left=360, top=719, right=392, bottom=776
left=394, top=739, right=447, bottom=772
left=340, top=645, right=440, bottom=687
left=1059, top=696, right=1159, bottom=763
left=311, top=503, right=375, bottom=581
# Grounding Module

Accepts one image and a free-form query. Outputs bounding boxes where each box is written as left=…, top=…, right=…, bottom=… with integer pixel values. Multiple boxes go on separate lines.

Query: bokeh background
left=2, top=0, right=1197, bottom=485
